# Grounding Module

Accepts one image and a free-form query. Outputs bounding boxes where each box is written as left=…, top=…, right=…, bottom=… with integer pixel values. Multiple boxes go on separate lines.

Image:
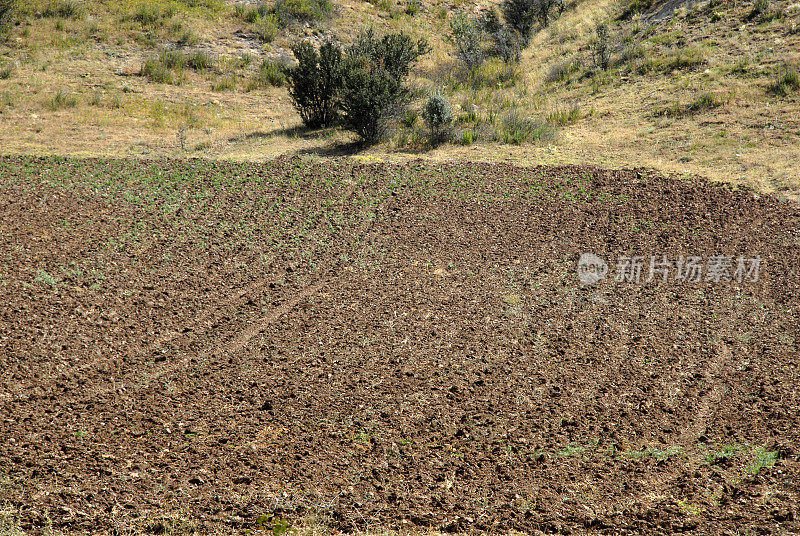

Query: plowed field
left=1, top=156, right=799, bottom=535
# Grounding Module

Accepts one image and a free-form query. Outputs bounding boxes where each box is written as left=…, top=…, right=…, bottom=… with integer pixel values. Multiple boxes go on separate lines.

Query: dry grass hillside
left=0, top=0, right=798, bottom=197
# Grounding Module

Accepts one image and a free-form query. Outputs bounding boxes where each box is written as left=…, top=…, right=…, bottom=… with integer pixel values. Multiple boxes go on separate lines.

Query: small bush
left=160, top=49, right=187, bottom=69
left=491, top=25, right=522, bottom=63
left=422, top=93, right=454, bottom=144
left=458, top=128, right=475, bottom=145
left=747, top=0, right=769, bottom=20
left=126, top=3, right=176, bottom=25
left=728, top=58, right=750, bottom=76
left=770, top=64, right=800, bottom=96
left=448, top=9, right=523, bottom=70
left=141, top=51, right=193, bottom=84
left=467, top=57, right=518, bottom=88
left=591, top=23, right=611, bottom=70
left=142, top=58, right=176, bottom=83
left=618, top=0, right=654, bottom=19
left=502, top=0, right=563, bottom=42
left=638, top=46, right=705, bottom=74
left=401, top=108, right=419, bottom=127
left=168, top=21, right=200, bottom=46
left=248, top=58, right=287, bottom=90
left=253, top=13, right=279, bottom=42
left=286, top=40, right=343, bottom=127
left=547, top=105, right=582, bottom=125
left=235, top=2, right=269, bottom=22
left=448, top=12, right=486, bottom=69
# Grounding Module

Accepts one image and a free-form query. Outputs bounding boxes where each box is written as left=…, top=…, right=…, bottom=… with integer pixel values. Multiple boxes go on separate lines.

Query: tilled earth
left=1, top=156, right=800, bottom=535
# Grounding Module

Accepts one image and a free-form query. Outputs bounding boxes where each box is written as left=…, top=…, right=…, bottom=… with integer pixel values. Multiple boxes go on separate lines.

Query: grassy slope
left=0, top=0, right=798, bottom=197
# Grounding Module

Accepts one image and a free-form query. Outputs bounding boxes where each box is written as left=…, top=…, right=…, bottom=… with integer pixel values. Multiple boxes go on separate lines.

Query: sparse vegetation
left=687, top=91, right=721, bottom=112
left=273, top=0, right=334, bottom=25
left=47, top=90, right=78, bottom=110
left=42, top=0, right=84, bottom=19
left=770, top=64, right=800, bottom=96
left=495, top=109, right=553, bottom=144
left=248, top=58, right=287, bottom=90
left=747, top=447, right=778, bottom=475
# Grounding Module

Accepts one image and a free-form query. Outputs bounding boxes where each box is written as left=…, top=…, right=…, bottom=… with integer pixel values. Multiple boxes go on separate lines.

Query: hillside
left=0, top=0, right=798, bottom=197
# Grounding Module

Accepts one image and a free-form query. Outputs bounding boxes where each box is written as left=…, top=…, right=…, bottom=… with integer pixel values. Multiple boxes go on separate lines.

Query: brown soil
left=1, top=156, right=799, bottom=535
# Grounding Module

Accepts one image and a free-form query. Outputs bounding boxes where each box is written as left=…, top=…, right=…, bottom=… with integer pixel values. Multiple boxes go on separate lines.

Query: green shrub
left=618, top=0, right=654, bottom=19
left=168, top=20, right=200, bottom=46
left=422, top=93, right=454, bottom=143
left=591, top=23, right=611, bottom=70
left=459, top=128, right=475, bottom=145
left=467, top=57, right=518, bottom=88
left=235, top=2, right=270, bottom=22
left=547, top=105, right=582, bottom=124
left=250, top=13, right=277, bottom=41
left=501, top=0, right=562, bottom=42
left=448, top=9, right=522, bottom=70
left=126, top=3, right=176, bottom=25
left=286, top=40, right=343, bottom=127
left=448, top=12, right=486, bottom=69
left=747, top=0, right=769, bottom=20
left=339, top=29, right=430, bottom=143
left=141, top=51, right=193, bottom=84
left=160, top=49, right=187, bottom=69
left=142, top=58, right=176, bottom=83
left=544, top=57, right=581, bottom=83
